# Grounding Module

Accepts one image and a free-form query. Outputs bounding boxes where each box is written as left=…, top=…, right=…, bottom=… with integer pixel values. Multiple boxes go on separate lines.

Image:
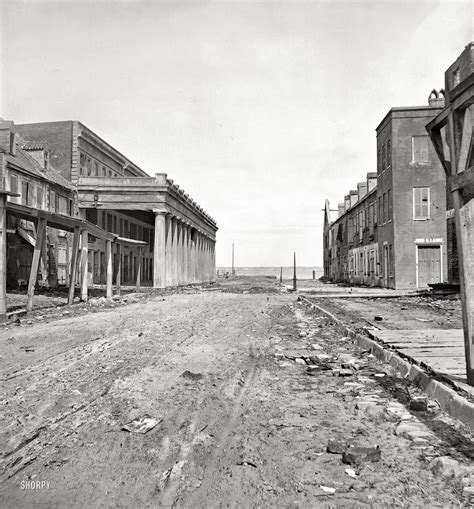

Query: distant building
left=324, top=93, right=448, bottom=289
left=16, top=121, right=217, bottom=289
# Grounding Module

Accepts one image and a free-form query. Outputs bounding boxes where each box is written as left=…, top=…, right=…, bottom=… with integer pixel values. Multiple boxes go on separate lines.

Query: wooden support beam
left=106, top=239, right=113, bottom=299
left=447, top=110, right=474, bottom=385
left=67, top=226, right=81, bottom=305
left=136, top=246, right=142, bottom=292
left=80, top=229, right=89, bottom=302
left=116, top=243, right=122, bottom=296
left=26, top=217, right=47, bottom=312
left=0, top=195, right=7, bottom=319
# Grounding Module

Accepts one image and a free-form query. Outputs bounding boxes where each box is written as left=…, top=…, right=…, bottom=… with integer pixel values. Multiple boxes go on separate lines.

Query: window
left=453, top=67, right=461, bottom=87
left=58, top=195, right=68, bottom=215
left=102, top=166, right=107, bottom=176
left=94, top=162, right=99, bottom=176
left=412, top=136, right=430, bottom=163
left=387, top=140, right=391, bottom=167
left=87, top=158, right=92, bottom=176
left=37, top=187, right=44, bottom=209
left=80, top=153, right=85, bottom=176
left=378, top=197, right=382, bottom=225
left=387, top=189, right=392, bottom=221
left=382, top=144, right=386, bottom=170
left=383, top=193, right=387, bottom=223
left=50, top=190, right=56, bottom=212
left=377, top=149, right=381, bottom=173
left=10, top=174, right=18, bottom=196
left=413, top=187, right=430, bottom=219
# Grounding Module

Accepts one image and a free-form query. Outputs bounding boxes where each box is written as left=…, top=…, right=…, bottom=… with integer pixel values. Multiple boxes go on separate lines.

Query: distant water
left=217, top=266, right=324, bottom=280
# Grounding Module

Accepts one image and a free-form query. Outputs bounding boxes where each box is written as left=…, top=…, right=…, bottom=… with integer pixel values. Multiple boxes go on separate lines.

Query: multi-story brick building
left=16, top=121, right=217, bottom=289
left=324, top=93, right=448, bottom=289
left=0, top=120, right=77, bottom=288
left=323, top=172, right=379, bottom=286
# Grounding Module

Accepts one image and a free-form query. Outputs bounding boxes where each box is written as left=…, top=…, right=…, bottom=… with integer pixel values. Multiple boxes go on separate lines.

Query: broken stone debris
left=327, top=440, right=349, bottom=454
left=409, top=397, right=428, bottom=411
left=122, top=415, right=161, bottom=434
left=319, top=485, right=336, bottom=494
left=342, top=446, right=381, bottom=465
left=181, top=371, right=204, bottom=381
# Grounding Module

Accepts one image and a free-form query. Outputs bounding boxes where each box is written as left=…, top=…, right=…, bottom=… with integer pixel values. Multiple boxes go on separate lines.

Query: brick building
left=0, top=120, right=77, bottom=288
left=324, top=93, right=448, bottom=289
left=16, top=121, right=217, bottom=289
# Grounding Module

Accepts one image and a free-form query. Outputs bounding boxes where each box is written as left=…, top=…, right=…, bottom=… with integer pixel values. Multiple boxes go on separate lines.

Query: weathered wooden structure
left=427, top=42, right=474, bottom=385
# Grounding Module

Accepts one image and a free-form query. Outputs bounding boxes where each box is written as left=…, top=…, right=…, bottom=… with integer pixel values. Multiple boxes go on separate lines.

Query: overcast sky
left=1, top=0, right=471, bottom=266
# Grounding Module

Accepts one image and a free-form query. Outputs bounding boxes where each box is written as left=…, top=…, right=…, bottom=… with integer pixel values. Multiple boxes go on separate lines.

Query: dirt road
left=1, top=279, right=472, bottom=507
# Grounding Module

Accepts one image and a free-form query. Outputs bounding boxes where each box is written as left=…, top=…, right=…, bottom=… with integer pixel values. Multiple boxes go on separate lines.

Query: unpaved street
left=1, top=280, right=473, bottom=507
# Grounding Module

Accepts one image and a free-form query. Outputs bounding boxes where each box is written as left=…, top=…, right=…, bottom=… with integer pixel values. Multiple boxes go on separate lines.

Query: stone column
left=171, top=217, right=178, bottom=286
left=177, top=220, right=184, bottom=285
left=165, top=214, right=172, bottom=287
left=211, top=239, right=216, bottom=282
left=197, top=233, right=202, bottom=283
left=153, top=210, right=167, bottom=289
left=183, top=224, right=189, bottom=285
left=190, top=230, right=196, bottom=284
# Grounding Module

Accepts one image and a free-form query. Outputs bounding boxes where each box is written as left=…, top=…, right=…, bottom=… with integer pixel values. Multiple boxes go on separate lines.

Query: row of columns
left=153, top=211, right=216, bottom=289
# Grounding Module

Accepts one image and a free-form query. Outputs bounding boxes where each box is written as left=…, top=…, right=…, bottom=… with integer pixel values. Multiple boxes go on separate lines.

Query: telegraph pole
left=293, top=252, right=297, bottom=291
left=279, top=266, right=283, bottom=283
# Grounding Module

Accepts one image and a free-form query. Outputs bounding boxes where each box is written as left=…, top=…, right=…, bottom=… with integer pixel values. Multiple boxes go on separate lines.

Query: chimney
left=428, top=89, right=445, bottom=108
left=349, top=190, right=358, bottom=208
left=0, top=120, right=14, bottom=154
left=366, top=172, right=377, bottom=192
left=357, top=181, right=367, bottom=201
left=344, top=195, right=350, bottom=211
left=338, top=203, right=345, bottom=217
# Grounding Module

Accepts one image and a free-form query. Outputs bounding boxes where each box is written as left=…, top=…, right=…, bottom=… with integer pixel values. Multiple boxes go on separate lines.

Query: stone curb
left=299, top=296, right=474, bottom=431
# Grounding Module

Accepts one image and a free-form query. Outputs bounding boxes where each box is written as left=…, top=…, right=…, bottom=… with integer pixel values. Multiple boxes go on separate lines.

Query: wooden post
left=80, top=229, right=89, bottom=302
left=26, top=217, right=47, bottom=312
left=116, top=243, right=122, bottom=296
left=67, top=226, right=81, bottom=305
left=136, top=246, right=142, bottom=292
left=280, top=266, right=283, bottom=283
left=106, top=239, right=113, bottom=299
left=0, top=195, right=7, bottom=319
left=293, top=252, right=297, bottom=292
left=447, top=110, right=474, bottom=385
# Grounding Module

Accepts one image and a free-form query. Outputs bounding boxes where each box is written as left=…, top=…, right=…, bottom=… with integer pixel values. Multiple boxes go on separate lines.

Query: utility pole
left=293, top=252, right=297, bottom=292
left=279, top=266, right=283, bottom=283
left=231, top=243, right=235, bottom=276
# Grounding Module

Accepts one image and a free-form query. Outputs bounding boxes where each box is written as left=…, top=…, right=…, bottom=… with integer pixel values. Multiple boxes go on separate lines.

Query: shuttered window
left=413, top=187, right=430, bottom=219
left=412, top=136, right=430, bottom=163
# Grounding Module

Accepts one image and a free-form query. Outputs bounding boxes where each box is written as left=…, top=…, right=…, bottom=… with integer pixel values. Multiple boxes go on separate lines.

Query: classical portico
left=77, top=173, right=217, bottom=288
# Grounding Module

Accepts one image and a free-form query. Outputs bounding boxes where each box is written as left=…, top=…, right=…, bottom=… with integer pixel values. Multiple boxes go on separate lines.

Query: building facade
left=16, top=121, right=217, bottom=289
left=324, top=93, right=448, bottom=289
left=0, top=120, right=77, bottom=288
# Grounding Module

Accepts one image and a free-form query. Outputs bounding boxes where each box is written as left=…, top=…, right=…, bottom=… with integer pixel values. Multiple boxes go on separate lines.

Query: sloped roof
left=6, top=140, right=74, bottom=192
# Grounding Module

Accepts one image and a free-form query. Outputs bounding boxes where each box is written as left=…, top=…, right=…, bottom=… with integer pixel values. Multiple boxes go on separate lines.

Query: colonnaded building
left=3, top=120, right=217, bottom=297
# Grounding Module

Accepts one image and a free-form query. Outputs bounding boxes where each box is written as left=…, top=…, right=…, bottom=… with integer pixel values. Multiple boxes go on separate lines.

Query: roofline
left=76, top=121, right=150, bottom=177
left=375, top=105, right=445, bottom=133
left=329, top=185, right=377, bottom=226
left=16, top=120, right=151, bottom=178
